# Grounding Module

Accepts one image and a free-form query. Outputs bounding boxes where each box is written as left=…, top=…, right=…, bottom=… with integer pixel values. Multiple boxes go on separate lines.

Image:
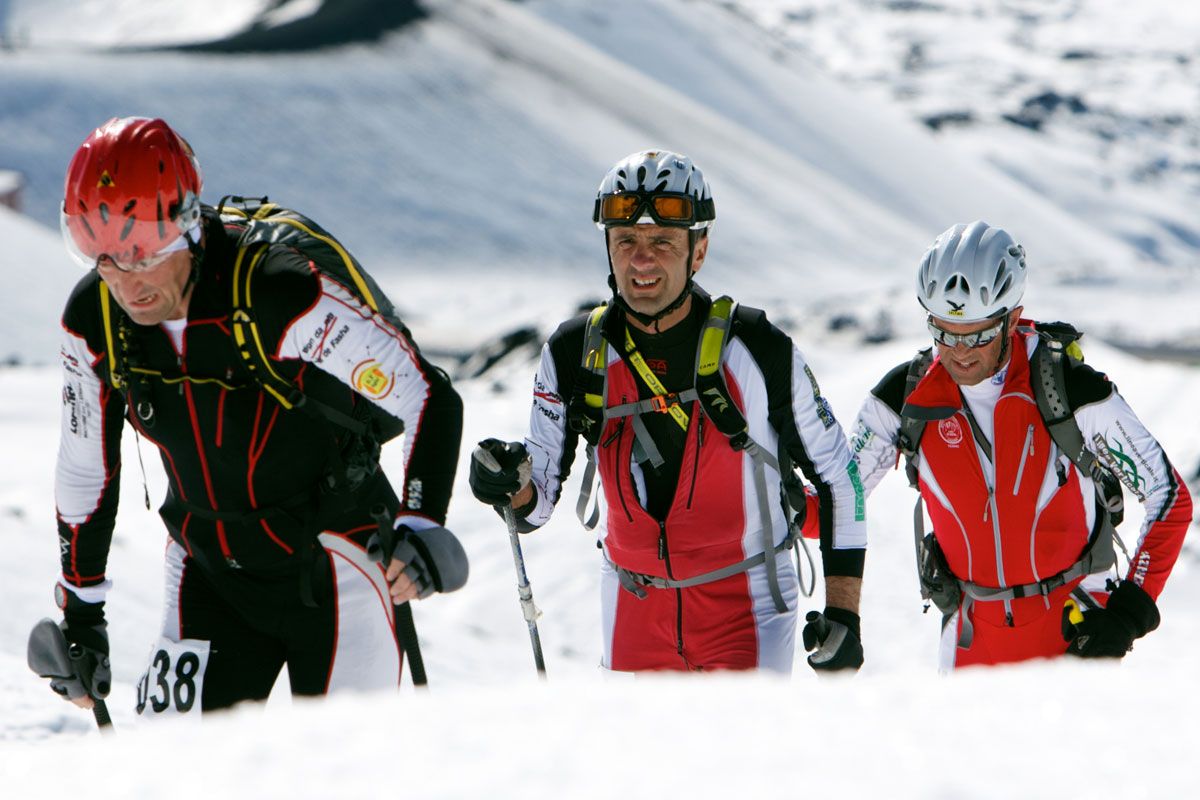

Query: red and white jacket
left=850, top=326, right=1191, bottom=622
left=517, top=296, right=866, bottom=582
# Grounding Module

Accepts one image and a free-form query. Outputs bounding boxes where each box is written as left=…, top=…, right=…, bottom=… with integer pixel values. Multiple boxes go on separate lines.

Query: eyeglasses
left=594, top=191, right=714, bottom=228
left=94, top=248, right=181, bottom=274
left=927, top=316, right=1005, bottom=349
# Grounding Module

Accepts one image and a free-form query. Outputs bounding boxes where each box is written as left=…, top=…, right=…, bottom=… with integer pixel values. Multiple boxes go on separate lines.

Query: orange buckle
left=650, top=393, right=677, bottom=413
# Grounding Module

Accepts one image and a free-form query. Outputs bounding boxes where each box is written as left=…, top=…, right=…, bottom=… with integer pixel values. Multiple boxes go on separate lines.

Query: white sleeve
left=847, top=393, right=904, bottom=498
left=279, top=275, right=433, bottom=471
left=789, top=348, right=867, bottom=550
left=1074, top=389, right=1192, bottom=598
left=523, top=342, right=573, bottom=528
left=55, top=327, right=116, bottom=525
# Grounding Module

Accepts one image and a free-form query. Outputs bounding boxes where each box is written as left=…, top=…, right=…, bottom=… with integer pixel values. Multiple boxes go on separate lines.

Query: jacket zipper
left=1012, top=424, right=1034, bottom=496
left=686, top=415, right=703, bottom=509
left=607, top=417, right=634, bottom=522
left=658, top=520, right=685, bottom=659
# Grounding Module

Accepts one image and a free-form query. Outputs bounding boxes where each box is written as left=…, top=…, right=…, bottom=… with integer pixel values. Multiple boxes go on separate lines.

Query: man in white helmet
left=468, top=150, right=867, bottom=673
left=840, top=221, right=1191, bottom=669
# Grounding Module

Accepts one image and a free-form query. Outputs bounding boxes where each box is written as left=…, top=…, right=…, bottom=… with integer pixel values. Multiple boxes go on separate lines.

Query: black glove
left=470, top=439, right=532, bottom=507
left=29, top=587, right=112, bottom=701
left=802, top=607, right=864, bottom=673
left=1063, top=581, right=1160, bottom=659
left=368, top=525, right=470, bottom=599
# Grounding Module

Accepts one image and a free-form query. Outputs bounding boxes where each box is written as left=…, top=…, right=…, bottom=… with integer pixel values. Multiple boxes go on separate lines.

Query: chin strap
left=183, top=228, right=206, bottom=294
left=605, top=229, right=700, bottom=333
left=988, top=314, right=1013, bottom=378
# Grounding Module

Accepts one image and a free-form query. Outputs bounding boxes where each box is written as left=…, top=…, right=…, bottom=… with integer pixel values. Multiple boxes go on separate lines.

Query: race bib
left=135, top=637, right=211, bottom=717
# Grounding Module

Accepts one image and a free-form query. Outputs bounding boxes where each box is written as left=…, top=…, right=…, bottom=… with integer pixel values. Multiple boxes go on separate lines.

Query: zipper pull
left=658, top=521, right=667, bottom=560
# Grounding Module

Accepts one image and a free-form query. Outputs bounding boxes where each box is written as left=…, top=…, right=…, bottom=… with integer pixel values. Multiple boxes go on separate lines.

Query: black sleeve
left=871, top=359, right=914, bottom=416
left=734, top=306, right=866, bottom=578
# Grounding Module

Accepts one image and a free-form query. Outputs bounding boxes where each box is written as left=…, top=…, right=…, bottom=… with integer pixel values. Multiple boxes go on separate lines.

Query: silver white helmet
left=916, top=221, right=1027, bottom=323
left=593, top=150, right=714, bottom=231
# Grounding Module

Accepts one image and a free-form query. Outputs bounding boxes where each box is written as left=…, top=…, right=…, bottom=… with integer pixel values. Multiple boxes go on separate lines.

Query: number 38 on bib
left=136, top=638, right=211, bottom=717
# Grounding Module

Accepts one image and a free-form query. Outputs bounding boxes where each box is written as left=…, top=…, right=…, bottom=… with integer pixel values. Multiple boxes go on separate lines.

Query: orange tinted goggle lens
left=600, top=194, right=694, bottom=222
left=651, top=196, right=691, bottom=220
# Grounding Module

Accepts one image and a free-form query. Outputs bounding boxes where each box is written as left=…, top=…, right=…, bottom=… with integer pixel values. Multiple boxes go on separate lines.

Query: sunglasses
left=593, top=191, right=714, bottom=228
left=927, top=316, right=1005, bottom=349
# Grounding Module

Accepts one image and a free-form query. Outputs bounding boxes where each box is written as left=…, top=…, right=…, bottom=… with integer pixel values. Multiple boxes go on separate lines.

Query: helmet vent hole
left=98, top=203, right=109, bottom=225
left=992, top=261, right=1007, bottom=287
left=657, top=169, right=671, bottom=179
left=123, top=199, right=137, bottom=213
left=996, top=274, right=1013, bottom=300
left=980, top=286, right=990, bottom=305
left=636, top=165, right=647, bottom=185
left=945, top=274, right=960, bottom=292
left=652, top=179, right=668, bottom=192
left=158, top=159, right=166, bottom=174
left=119, top=215, right=136, bottom=242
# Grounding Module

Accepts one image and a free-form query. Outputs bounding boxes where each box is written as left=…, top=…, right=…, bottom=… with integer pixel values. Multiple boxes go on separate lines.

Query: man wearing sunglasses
left=841, top=221, right=1191, bottom=669
left=47, top=117, right=466, bottom=715
left=470, top=150, right=866, bottom=674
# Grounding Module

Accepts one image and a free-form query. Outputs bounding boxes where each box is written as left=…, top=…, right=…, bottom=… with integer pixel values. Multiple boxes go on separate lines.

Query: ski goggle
left=927, top=316, right=1005, bottom=349
left=60, top=192, right=201, bottom=273
left=593, top=191, right=714, bottom=229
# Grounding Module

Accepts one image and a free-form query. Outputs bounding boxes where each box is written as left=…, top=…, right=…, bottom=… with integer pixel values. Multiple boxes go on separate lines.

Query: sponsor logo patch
left=803, top=365, right=836, bottom=430
left=352, top=359, right=395, bottom=399
left=937, top=417, right=964, bottom=447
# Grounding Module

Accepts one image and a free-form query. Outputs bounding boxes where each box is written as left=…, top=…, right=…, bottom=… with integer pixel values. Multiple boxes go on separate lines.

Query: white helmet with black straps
left=916, top=221, right=1027, bottom=323
left=593, top=150, right=715, bottom=231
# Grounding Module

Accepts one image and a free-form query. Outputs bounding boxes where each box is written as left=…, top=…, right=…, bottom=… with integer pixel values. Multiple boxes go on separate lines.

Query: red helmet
left=60, top=117, right=203, bottom=270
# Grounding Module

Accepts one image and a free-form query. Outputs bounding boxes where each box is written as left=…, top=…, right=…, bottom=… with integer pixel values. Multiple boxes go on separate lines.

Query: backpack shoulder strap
left=97, top=281, right=125, bottom=390
left=227, top=218, right=368, bottom=437
left=897, top=347, right=935, bottom=488
left=565, top=303, right=610, bottom=446
left=1026, top=321, right=1103, bottom=480
left=694, top=295, right=752, bottom=445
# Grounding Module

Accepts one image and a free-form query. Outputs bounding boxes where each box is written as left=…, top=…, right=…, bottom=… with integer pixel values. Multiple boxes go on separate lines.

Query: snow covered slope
left=0, top=0, right=1196, bottom=352
left=737, top=0, right=1200, bottom=272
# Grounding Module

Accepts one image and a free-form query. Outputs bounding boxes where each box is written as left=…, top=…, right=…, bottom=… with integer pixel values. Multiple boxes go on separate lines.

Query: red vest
left=907, top=333, right=1091, bottom=626
left=598, top=360, right=749, bottom=581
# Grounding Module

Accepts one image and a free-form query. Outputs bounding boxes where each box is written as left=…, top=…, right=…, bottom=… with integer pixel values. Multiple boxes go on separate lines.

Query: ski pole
left=503, top=505, right=547, bottom=677
left=27, top=618, right=113, bottom=732
left=371, top=505, right=429, bottom=689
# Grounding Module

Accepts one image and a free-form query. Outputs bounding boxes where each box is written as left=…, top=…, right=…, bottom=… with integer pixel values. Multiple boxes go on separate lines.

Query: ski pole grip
left=805, top=610, right=831, bottom=642
left=1065, top=598, right=1085, bottom=626
left=370, top=503, right=397, bottom=568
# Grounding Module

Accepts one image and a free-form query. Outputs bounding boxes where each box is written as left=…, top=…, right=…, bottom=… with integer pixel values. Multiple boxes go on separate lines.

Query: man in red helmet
left=47, top=117, right=467, bottom=715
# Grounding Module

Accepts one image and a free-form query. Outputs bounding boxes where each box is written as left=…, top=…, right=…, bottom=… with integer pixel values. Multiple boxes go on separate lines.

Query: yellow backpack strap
left=697, top=295, right=734, bottom=377
left=98, top=282, right=123, bottom=390
left=693, top=296, right=748, bottom=442
left=581, top=303, right=608, bottom=409
left=229, top=238, right=369, bottom=435
left=623, top=327, right=690, bottom=432
left=230, top=241, right=303, bottom=410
